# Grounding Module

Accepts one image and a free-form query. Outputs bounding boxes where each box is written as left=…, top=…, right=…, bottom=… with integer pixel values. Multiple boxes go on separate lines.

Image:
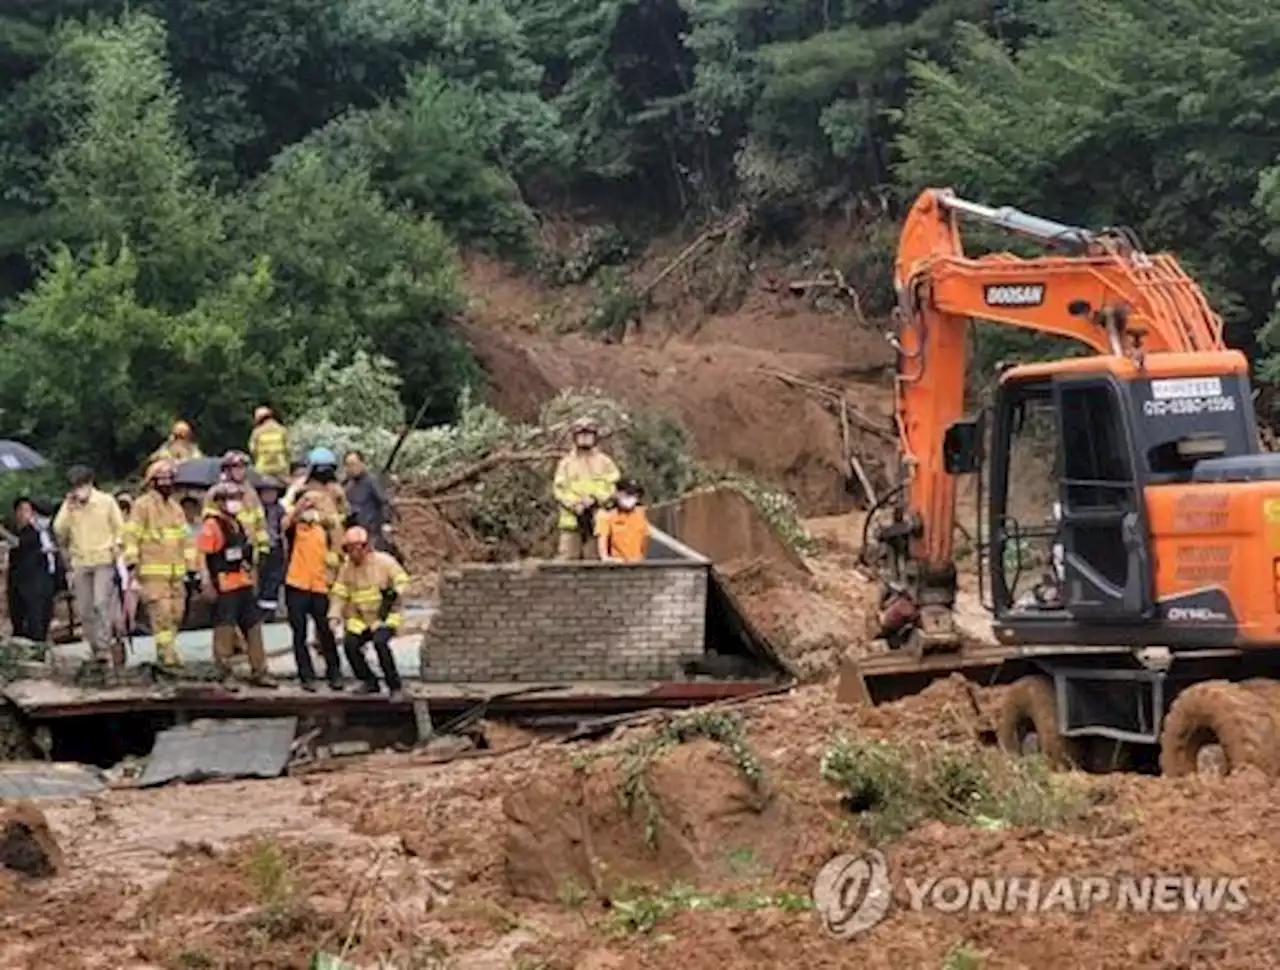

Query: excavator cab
left=985, top=351, right=1268, bottom=647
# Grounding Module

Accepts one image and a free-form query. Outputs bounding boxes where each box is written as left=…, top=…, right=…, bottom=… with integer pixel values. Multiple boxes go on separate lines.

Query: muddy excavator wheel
left=997, top=675, right=1081, bottom=769
left=1160, top=680, right=1278, bottom=779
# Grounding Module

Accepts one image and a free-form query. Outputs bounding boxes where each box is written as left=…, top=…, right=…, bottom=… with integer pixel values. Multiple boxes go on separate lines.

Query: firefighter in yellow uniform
left=552, top=417, right=620, bottom=560
left=249, top=406, right=290, bottom=478
left=151, top=420, right=203, bottom=465
left=203, top=451, right=269, bottom=557
left=328, top=526, right=409, bottom=697
left=124, top=459, right=194, bottom=668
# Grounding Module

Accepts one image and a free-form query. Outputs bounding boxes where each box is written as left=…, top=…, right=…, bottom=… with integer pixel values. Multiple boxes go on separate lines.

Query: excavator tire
left=1160, top=680, right=1279, bottom=778
left=997, top=675, right=1081, bottom=769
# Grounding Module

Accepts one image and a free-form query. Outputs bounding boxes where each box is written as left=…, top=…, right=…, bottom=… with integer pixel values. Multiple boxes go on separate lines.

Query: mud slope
left=459, top=256, right=895, bottom=516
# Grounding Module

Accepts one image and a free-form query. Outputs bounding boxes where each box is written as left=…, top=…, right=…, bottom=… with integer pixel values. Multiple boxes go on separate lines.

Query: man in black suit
left=8, top=497, right=58, bottom=641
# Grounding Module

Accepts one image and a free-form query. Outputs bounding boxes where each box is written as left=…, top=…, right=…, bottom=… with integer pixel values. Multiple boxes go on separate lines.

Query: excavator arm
left=877, top=188, right=1228, bottom=650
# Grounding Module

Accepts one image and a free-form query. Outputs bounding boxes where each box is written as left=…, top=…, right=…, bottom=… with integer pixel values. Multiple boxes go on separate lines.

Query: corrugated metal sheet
left=0, top=762, right=105, bottom=800
left=139, top=717, right=298, bottom=788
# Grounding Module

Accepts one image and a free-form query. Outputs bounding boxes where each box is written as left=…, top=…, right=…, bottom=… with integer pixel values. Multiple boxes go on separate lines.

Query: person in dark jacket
left=8, top=497, right=57, bottom=641
left=342, top=450, right=396, bottom=551
left=257, top=477, right=286, bottom=618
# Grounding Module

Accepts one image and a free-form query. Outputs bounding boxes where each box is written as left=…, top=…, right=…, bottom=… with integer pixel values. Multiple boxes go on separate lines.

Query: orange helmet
left=144, top=458, right=174, bottom=484
left=172, top=420, right=192, bottom=439
left=342, top=525, right=370, bottom=548
left=254, top=406, right=273, bottom=424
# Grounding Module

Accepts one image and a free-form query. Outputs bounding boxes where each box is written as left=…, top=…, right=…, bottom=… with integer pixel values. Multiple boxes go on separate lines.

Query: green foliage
left=303, top=351, right=406, bottom=431
left=607, top=882, right=811, bottom=935
left=2, top=0, right=1278, bottom=471
left=820, top=736, right=1095, bottom=844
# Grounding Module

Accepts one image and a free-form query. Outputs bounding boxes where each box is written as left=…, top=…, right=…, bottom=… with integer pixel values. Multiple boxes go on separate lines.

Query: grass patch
left=608, top=883, right=813, bottom=935
left=820, top=737, right=1094, bottom=844
left=243, top=840, right=317, bottom=944
left=618, top=710, right=765, bottom=849
left=942, top=942, right=985, bottom=970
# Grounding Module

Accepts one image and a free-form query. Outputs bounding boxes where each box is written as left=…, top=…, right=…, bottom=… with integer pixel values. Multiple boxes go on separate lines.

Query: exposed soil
left=460, top=255, right=895, bottom=517
left=4, top=681, right=1279, bottom=969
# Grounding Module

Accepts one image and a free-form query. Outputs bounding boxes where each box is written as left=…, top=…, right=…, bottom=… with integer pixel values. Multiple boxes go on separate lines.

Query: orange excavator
left=850, top=187, right=1280, bottom=776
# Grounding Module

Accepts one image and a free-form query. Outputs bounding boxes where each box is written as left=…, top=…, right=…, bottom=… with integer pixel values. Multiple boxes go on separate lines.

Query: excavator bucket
left=835, top=653, right=872, bottom=707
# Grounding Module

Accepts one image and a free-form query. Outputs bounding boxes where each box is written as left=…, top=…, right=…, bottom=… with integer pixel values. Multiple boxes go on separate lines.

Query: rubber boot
left=156, top=633, right=183, bottom=669
left=211, top=626, right=240, bottom=693
left=244, top=625, right=277, bottom=689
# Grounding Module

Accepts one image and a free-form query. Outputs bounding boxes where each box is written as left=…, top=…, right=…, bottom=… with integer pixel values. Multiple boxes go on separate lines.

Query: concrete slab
left=139, top=717, right=298, bottom=787
left=0, top=762, right=105, bottom=800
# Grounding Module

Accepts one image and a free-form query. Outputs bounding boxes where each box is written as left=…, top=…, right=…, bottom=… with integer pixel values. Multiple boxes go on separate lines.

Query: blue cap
left=307, top=447, right=337, bottom=467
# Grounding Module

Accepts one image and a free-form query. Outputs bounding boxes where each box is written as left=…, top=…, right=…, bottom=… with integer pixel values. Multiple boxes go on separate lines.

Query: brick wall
left=419, top=557, right=709, bottom=682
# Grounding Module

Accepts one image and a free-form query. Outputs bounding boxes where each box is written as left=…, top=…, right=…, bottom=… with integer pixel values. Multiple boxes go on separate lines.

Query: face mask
left=618, top=496, right=638, bottom=510
left=300, top=509, right=319, bottom=524
left=225, top=500, right=243, bottom=516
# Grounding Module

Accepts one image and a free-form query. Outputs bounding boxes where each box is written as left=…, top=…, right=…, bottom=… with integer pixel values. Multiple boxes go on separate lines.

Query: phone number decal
left=1142, top=396, right=1236, bottom=417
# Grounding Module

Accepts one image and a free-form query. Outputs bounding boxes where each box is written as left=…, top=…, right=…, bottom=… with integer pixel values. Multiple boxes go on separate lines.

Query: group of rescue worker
left=12, top=407, right=652, bottom=697
left=552, top=416, right=650, bottom=564
left=48, top=406, right=410, bottom=697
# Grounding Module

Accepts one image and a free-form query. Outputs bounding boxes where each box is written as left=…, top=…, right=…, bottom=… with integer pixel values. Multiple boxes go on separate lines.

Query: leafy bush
left=820, top=736, right=1094, bottom=844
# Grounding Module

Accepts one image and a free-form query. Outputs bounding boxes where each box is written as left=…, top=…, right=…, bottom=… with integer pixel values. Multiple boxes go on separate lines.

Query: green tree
left=0, top=244, right=272, bottom=471
left=234, top=148, right=477, bottom=423
left=46, top=11, right=224, bottom=310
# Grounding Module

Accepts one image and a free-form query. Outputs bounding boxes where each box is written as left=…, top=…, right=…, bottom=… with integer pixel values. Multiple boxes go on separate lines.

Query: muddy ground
left=2, top=680, right=1278, bottom=969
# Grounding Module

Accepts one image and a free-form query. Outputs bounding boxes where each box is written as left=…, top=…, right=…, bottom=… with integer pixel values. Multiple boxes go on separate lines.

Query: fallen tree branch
left=758, top=367, right=895, bottom=442
left=786, top=268, right=866, bottom=323
left=638, top=208, right=749, bottom=299
left=413, top=449, right=560, bottom=498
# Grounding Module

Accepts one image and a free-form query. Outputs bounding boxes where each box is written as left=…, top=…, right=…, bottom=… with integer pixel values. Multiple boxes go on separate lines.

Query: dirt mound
left=392, top=498, right=488, bottom=594
left=0, top=803, right=62, bottom=878
left=504, top=738, right=798, bottom=904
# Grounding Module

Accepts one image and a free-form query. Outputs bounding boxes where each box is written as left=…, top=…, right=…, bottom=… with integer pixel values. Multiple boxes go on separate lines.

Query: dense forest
left=0, top=0, right=1278, bottom=472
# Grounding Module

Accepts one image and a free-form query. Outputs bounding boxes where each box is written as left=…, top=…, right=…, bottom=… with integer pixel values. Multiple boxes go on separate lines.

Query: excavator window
left=1056, top=380, right=1137, bottom=598
left=1059, top=384, right=1131, bottom=511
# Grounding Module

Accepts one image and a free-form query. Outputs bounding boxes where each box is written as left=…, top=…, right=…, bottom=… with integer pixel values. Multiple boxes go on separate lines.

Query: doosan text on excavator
left=845, top=187, right=1280, bottom=778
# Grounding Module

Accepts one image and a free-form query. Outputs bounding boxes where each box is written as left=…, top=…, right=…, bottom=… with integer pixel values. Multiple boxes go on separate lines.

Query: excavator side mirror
left=944, top=417, right=983, bottom=474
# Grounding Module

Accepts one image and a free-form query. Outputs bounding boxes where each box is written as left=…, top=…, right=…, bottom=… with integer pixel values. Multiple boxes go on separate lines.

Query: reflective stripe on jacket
left=249, top=420, right=289, bottom=477
left=552, top=451, right=620, bottom=530
left=328, top=551, right=410, bottom=635
left=124, top=491, right=195, bottom=578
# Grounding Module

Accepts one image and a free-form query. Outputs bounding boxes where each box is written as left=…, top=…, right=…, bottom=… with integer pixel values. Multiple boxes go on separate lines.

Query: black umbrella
left=172, top=457, right=266, bottom=491
left=0, top=440, right=46, bottom=474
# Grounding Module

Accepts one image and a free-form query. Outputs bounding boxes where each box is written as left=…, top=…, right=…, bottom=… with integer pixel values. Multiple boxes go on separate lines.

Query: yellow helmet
left=144, top=458, right=174, bottom=484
